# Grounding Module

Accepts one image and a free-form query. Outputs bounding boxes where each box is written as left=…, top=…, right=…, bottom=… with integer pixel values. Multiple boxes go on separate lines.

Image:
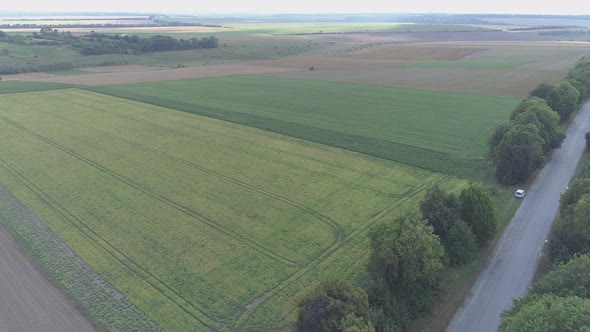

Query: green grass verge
left=90, top=75, right=519, bottom=180
left=396, top=60, right=532, bottom=69
left=0, top=88, right=466, bottom=330
left=0, top=81, right=72, bottom=94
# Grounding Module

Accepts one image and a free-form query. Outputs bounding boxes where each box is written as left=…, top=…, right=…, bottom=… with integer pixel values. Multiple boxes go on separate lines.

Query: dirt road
left=0, top=227, right=94, bottom=332
left=447, top=100, right=590, bottom=332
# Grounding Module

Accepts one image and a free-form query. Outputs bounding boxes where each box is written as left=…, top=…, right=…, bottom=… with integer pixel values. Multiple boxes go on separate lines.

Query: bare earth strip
left=3, top=64, right=298, bottom=86
left=0, top=184, right=161, bottom=332
left=0, top=187, right=95, bottom=332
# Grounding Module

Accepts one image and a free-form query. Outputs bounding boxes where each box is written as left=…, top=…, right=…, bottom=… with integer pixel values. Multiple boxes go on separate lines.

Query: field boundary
left=0, top=173, right=162, bottom=332
left=87, top=87, right=490, bottom=180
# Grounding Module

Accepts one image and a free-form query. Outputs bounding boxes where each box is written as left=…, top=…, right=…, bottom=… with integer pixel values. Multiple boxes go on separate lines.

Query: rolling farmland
left=93, top=75, right=519, bottom=179
left=0, top=18, right=586, bottom=331
left=0, top=88, right=466, bottom=330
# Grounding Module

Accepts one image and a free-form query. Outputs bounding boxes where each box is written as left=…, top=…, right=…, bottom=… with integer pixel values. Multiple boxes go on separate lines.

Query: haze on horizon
left=2, top=0, right=590, bottom=15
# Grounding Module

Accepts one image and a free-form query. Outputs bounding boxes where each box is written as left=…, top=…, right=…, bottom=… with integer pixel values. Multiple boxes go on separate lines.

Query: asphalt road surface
left=447, top=100, right=590, bottom=332
left=0, top=230, right=95, bottom=332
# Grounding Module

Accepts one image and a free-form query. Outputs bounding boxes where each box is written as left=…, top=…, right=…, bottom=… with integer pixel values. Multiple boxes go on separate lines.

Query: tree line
left=31, top=28, right=219, bottom=56
left=0, top=22, right=221, bottom=30
left=498, top=154, right=590, bottom=330
left=490, top=57, right=590, bottom=185
left=297, top=184, right=497, bottom=331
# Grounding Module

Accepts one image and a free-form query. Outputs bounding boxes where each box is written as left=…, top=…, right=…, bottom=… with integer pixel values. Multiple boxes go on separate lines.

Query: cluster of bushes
left=0, top=62, right=74, bottom=75
left=31, top=28, right=219, bottom=56
left=296, top=184, right=497, bottom=331
left=499, top=254, right=590, bottom=331
left=489, top=57, right=590, bottom=185
left=549, top=177, right=590, bottom=265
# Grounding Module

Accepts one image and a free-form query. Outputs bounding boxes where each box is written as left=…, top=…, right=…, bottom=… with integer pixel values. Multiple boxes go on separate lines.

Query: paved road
left=0, top=229, right=95, bottom=332
left=447, top=100, right=590, bottom=332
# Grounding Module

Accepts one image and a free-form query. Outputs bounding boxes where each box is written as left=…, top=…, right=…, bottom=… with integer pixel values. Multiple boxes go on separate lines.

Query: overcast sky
left=3, top=0, right=590, bottom=15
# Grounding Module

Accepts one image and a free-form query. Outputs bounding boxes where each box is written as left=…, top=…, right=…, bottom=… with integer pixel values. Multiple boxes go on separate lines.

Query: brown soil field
left=4, top=64, right=298, bottom=86
left=254, top=40, right=590, bottom=97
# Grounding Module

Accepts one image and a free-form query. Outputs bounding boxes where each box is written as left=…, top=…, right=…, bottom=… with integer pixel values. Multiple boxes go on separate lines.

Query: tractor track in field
left=0, top=92, right=457, bottom=329
left=57, top=94, right=402, bottom=197
left=236, top=172, right=452, bottom=329
left=42, top=110, right=346, bottom=245
left=0, top=114, right=361, bottom=329
left=0, top=158, right=217, bottom=330
left=41, top=94, right=454, bottom=329
left=0, top=115, right=299, bottom=268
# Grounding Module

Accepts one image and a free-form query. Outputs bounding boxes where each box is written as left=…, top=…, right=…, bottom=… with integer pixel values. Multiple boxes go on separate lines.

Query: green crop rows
left=92, top=75, right=519, bottom=179
left=0, top=88, right=466, bottom=330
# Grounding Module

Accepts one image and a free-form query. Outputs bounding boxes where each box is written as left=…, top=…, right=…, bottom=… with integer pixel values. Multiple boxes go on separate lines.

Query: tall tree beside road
left=550, top=193, right=590, bottom=264
left=459, top=185, right=497, bottom=246
left=368, top=212, right=444, bottom=327
left=567, top=56, right=590, bottom=98
left=530, top=81, right=580, bottom=121
left=532, top=254, right=590, bottom=299
left=494, top=124, right=545, bottom=185
left=498, top=294, right=590, bottom=332
left=510, top=97, right=564, bottom=152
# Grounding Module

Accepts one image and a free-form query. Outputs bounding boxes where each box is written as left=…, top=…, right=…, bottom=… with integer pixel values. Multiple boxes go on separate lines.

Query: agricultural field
left=0, top=87, right=467, bottom=330
left=227, top=22, right=492, bottom=34
left=0, top=17, right=588, bottom=331
left=92, top=75, right=519, bottom=179
left=263, top=41, right=590, bottom=97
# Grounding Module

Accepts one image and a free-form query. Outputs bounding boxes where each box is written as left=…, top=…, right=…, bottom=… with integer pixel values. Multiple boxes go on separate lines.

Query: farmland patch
left=92, top=75, right=519, bottom=179
left=0, top=88, right=460, bottom=330
left=346, top=45, right=488, bottom=61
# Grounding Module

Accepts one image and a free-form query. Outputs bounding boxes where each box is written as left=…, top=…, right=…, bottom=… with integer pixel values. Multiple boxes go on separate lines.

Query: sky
left=3, top=0, right=590, bottom=15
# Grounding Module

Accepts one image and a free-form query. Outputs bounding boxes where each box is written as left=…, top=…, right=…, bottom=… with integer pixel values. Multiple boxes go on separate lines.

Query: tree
left=339, top=313, right=375, bottom=332
left=550, top=194, right=590, bottom=264
left=489, top=122, right=511, bottom=158
left=567, top=78, right=585, bottom=103
left=419, top=185, right=461, bottom=240
left=510, top=97, right=564, bottom=152
left=499, top=294, right=590, bottom=332
left=368, top=212, right=444, bottom=316
left=298, top=280, right=371, bottom=332
left=444, top=219, right=477, bottom=265
left=567, top=57, right=590, bottom=98
left=559, top=178, right=590, bottom=216
left=529, top=83, right=553, bottom=101
left=530, top=82, right=580, bottom=121
left=459, top=185, right=497, bottom=246
left=494, top=123, right=545, bottom=185
left=587, top=132, right=590, bottom=150
left=532, top=254, right=590, bottom=299
left=554, top=81, right=581, bottom=121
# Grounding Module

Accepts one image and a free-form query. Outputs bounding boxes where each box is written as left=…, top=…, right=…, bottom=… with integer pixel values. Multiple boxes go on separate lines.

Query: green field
left=0, top=88, right=467, bottom=330
left=0, top=81, right=71, bottom=94
left=214, top=22, right=491, bottom=34
left=92, top=75, right=519, bottom=179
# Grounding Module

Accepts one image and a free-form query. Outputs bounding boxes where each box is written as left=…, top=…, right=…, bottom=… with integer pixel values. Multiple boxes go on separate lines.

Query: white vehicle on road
left=514, top=189, right=526, bottom=198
